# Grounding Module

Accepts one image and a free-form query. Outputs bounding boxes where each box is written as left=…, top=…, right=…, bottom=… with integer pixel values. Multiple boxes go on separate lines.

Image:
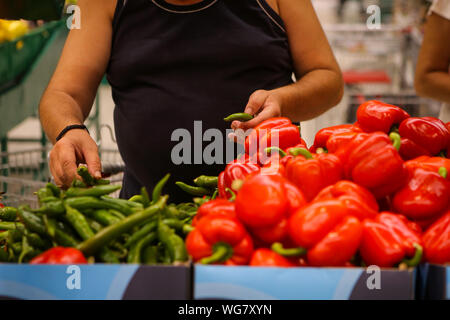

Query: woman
left=415, top=0, right=450, bottom=122
left=39, top=0, right=343, bottom=201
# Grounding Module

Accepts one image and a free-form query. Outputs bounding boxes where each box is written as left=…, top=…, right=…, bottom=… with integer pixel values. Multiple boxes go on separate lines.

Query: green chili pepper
left=46, top=182, right=61, bottom=198
left=0, top=221, right=24, bottom=231
left=25, top=232, right=52, bottom=250
left=36, top=187, right=53, bottom=203
left=193, top=175, right=218, bottom=189
left=129, top=195, right=144, bottom=204
left=71, top=179, right=87, bottom=188
left=0, top=207, right=18, bottom=221
left=86, top=217, right=103, bottom=233
left=127, top=232, right=157, bottom=263
left=0, top=248, right=8, bottom=262
left=108, top=209, right=126, bottom=220
left=85, top=209, right=121, bottom=226
left=142, top=245, right=159, bottom=264
left=64, top=196, right=133, bottom=215
left=223, top=112, right=254, bottom=122
left=124, top=221, right=157, bottom=248
left=65, top=185, right=121, bottom=198
left=65, top=205, right=95, bottom=241
left=98, top=247, right=120, bottom=264
left=152, top=173, right=170, bottom=204
left=175, top=182, right=212, bottom=196
left=77, top=166, right=96, bottom=186
left=77, top=195, right=168, bottom=256
left=17, top=207, right=47, bottom=236
left=157, top=221, right=188, bottom=263
left=33, top=200, right=65, bottom=216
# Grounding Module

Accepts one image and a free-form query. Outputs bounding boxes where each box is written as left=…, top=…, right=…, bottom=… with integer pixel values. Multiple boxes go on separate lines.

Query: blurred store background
left=0, top=0, right=442, bottom=198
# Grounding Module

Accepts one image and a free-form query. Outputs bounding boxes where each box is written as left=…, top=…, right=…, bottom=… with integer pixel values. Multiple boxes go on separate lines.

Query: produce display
left=0, top=168, right=195, bottom=264
left=183, top=100, right=450, bottom=268
left=0, top=100, right=449, bottom=269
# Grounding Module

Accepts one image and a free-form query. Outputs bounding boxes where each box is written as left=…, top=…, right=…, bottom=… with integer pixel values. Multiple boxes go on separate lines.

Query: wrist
left=55, top=124, right=89, bottom=143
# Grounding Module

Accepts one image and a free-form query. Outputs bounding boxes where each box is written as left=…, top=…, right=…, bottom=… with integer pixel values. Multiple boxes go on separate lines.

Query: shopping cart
left=0, top=147, right=125, bottom=208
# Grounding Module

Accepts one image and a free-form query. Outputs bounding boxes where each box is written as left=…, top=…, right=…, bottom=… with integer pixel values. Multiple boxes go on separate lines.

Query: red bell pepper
left=285, top=148, right=343, bottom=201
left=399, top=137, right=432, bottom=160
left=249, top=248, right=295, bottom=267
left=235, top=173, right=289, bottom=228
left=398, top=117, right=450, bottom=158
left=359, top=212, right=423, bottom=268
left=334, top=131, right=407, bottom=198
left=356, top=100, right=410, bottom=133
left=313, top=180, right=379, bottom=220
left=392, top=167, right=449, bottom=221
left=218, top=160, right=260, bottom=199
left=185, top=215, right=254, bottom=265
left=423, top=210, right=450, bottom=264
left=192, top=199, right=236, bottom=226
left=249, top=180, right=307, bottom=245
left=310, top=124, right=362, bottom=153
left=288, top=199, right=363, bottom=266
left=245, top=117, right=302, bottom=157
left=405, top=156, right=450, bottom=176
left=30, top=247, right=87, bottom=264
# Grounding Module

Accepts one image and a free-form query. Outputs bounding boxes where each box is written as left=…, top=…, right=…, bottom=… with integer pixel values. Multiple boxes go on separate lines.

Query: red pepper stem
left=389, top=132, right=401, bottom=151
left=225, top=188, right=236, bottom=202
left=438, top=167, right=447, bottom=179
left=271, top=242, right=307, bottom=257
left=316, top=147, right=328, bottom=154
left=264, top=147, right=287, bottom=158
left=401, top=243, right=423, bottom=267
left=200, top=243, right=232, bottom=264
left=289, top=148, right=313, bottom=159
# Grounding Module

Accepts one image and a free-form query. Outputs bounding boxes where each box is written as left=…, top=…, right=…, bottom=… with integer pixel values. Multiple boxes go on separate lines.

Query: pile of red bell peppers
left=186, top=100, right=450, bottom=268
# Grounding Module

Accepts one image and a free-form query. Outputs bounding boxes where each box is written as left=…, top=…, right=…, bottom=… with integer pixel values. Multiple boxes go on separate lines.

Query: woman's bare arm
left=236, top=0, right=343, bottom=129
left=39, top=0, right=116, bottom=186
left=415, top=12, right=450, bottom=104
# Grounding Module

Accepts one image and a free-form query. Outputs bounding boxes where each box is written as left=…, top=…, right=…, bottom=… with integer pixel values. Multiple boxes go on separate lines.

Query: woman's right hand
left=49, top=129, right=102, bottom=188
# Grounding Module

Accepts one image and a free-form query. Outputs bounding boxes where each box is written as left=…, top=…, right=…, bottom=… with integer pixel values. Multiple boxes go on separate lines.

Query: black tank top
left=107, top=0, right=294, bottom=201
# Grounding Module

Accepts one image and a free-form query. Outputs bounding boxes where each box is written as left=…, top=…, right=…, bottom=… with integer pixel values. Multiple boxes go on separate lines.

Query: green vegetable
left=127, top=232, right=157, bottom=263
left=157, top=221, right=188, bottom=263
left=223, top=112, right=254, bottom=122
left=77, top=195, right=168, bottom=256
left=175, top=182, right=212, bottom=196
left=33, top=200, right=65, bottom=216
left=65, top=205, right=95, bottom=240
left=64, top=196, right=133, bottom=215
left=65, top=185, right=121, bottom=198
left=193, top=175, right=218, bottom=189
left=0, top=207, right=18, bottom=221
left=142, top=245, right=159, bottom=264
left=85, top=209, right=121, bottom=226
left=152, top=173, right=170, bottom=204
left=124, top=221, right=157, bottom=248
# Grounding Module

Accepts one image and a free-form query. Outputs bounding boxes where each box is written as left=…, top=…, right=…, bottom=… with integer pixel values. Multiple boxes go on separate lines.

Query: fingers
left=49, top=142, right=78, bottom=188
left=82, top=141, right=102, bottom=179
left=231, top=90, right=269, bottom=131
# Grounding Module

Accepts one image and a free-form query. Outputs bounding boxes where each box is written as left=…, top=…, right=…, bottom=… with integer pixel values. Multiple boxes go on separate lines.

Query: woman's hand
left=49, top=130, right=102, bottom=188
left=231, top=89, right=282, bottom=131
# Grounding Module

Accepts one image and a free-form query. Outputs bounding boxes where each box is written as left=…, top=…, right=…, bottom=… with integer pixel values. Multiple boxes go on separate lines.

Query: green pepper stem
left=401, top=243, right=423, bottom=267
left=271, top=242, right=307, bottom=257
left=389, top=132, right=401, bottom=151
left=200, top=244, right=232, bottom=264
left=289, top=148, right=313, bottom=159
left=438, top=167, right=447, bottom=179
left=225, top=188, right=236, bottom=202
left=316, top=147, right=328, bottom=154
left=264, top=147, right=287, bottom=158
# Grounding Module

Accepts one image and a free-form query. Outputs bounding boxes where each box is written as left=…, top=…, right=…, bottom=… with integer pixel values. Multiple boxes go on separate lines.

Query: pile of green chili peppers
left=0, top=168, right=199, bottom=264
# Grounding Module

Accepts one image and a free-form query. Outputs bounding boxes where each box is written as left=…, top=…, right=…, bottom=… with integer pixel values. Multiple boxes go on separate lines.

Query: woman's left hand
left=231, top=89, right=282, bottom=131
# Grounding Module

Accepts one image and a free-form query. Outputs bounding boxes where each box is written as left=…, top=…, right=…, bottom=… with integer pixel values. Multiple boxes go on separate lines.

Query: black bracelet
left=56, top=124, right=89, bottom=142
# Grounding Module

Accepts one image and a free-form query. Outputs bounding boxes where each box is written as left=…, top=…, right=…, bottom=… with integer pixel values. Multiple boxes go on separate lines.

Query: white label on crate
left=67, top=5, right=81, bottom=30
left=66, top=265, right=81, bottom=290
left=366, top=5, right=381, bottom=30
left=366, top=265, right=381, bottom=290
